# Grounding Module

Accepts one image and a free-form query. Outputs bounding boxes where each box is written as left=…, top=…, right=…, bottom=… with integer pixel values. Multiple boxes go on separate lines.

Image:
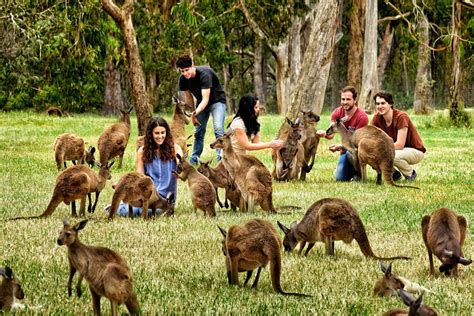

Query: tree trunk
left=358, top=0, right=378, bottom=113
left=448, top=1, right=464, bottom=124
left=146, top=71, right=159, bottom=112
left=103, top=57, right=124, bottom=116
left=222, top=63, right=235, bottom=114
left=377, top=22, right=394, bottom=87
left=101, top=0, right=152, bottom=136
left=402, top=52, right=410, bottom=96
left=413, top=11, right=433, bottom=114
left=253, top=39, right=266, bottom=109
left=347, top=0, right=365, bottom=93
left=286, top=0, right=343, bottom=121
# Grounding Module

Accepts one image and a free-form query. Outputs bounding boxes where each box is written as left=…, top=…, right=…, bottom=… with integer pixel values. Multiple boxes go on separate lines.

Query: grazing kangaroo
left=108, top=172, right=174, bottom=219
left=277, top=197, right=411, bottom=260
left=172, top=152, right=216, bottom=217
left=383, top=290, right=437, bottom=316
left=210, top=130, right=276, bottom=213
left=218, top=219, right=310, bottom=297
left=299, top=110, right=320, bottom=181
left=11, top=162, right=114, bottom=220
left=272, top=117, right=305, bottom=181
left=421, top=207, right=471, bottom=276
left=0, top=267, right=25, bottom=312
left=98, top=106, right=133, bottom=168
left=57, top=219, right=139, bottom=315
left=54, top=133, right=96, bottom=171
left=326, top=118, right=419, bottom=189
left=198, top=159, right=242, bottom=210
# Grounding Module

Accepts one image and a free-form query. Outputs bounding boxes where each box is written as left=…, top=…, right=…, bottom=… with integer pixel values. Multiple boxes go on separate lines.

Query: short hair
left=341, top=86, right=358, bottom=99
left=373, top=91, right=394, bottom=105
left=176, top=55, right=193, bottom=68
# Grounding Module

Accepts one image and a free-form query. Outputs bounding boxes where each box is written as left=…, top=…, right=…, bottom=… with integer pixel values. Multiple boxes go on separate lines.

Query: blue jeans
left=114, top=203, right=165, bottom=217
left=335, top=152, right=358, bottom=182
left=190, top=101, right=226, bottom=165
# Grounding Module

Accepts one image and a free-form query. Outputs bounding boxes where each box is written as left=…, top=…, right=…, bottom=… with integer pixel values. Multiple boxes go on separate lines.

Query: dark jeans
left=335, top=152, right=359, bottom=182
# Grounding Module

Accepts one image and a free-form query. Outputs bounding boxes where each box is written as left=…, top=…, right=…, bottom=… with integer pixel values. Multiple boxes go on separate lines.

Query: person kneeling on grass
left=105, top=116, right=183, bottom=216
left=370, top=91, right=426, bottom=181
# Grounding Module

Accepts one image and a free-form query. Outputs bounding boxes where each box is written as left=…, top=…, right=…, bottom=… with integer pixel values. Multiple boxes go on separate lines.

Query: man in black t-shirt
left=176, top=55, right=227, bottom=165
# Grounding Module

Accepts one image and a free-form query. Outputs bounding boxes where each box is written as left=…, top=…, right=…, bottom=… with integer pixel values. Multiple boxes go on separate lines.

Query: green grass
left=0, top=110, right=473, bottom=315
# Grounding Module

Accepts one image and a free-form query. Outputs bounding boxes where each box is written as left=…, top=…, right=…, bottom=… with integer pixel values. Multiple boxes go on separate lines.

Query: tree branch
left=238, top=0, right=271, bottom=46
left=458, top=0, right=474, bottom=9
left=378, top=12, right=411, bottom=24
left=101, top=0, right=123, bottom=23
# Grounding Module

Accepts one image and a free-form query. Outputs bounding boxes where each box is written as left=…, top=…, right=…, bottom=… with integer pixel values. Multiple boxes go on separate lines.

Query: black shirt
left=179, top=66, right=226, bottom=106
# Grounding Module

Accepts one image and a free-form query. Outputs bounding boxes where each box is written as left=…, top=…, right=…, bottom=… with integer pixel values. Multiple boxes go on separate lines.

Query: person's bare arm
left=394, top=127, right=408, bottom=150
left=136, top=148, right=145, bottom=174
left=235, top=128, right=282, bottom=150
left=195, top=88, right=211, bottom=115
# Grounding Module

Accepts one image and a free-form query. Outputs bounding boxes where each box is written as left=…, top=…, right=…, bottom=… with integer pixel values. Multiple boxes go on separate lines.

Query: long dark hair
left=143, top=117, right=176, bottom=163
left=229, top=94, right=260, bottom=138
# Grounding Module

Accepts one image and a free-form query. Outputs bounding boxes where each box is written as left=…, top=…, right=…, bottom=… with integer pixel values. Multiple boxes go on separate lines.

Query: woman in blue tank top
left=114, top=116, right=183, bottom=216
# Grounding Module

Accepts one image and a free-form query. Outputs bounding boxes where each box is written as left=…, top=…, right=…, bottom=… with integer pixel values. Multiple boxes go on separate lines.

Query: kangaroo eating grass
left=277, top=197, right=411, bottom=260
left=218, top=219, right=310, bottom=297
left=108, top=172, right=174, bottom=219
left=57, top=219, right=139, bottom=315
left=421, top=207, right=471, bottom=276
left=0, top=267, right=25, bottom=312
left=326, top=118, right=419, bottom=189
left=53, top=133, right=96, bottom=171
left=383, top=290, right=437, bottom=316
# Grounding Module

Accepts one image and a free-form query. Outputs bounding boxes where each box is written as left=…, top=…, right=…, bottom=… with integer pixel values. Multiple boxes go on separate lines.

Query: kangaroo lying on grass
left=218, top=219, right=310, bottom=297
left=108, top=172, right=174, bottom=219
left=98, top=106, right=133, bottom=168
left=299, top=110, right=320, bottom=181
left=421, top=207, right=471, bottom=276
left=210, top=129, right=276, bottom=213
left=383, top=290, right=437, bottom=316
left=374, top=262, right=432, bottom=297
left=277, top=197, right=411, bottom=260
left=172, top=152, right=216, bottom=217
left=53, top=133, right=96, bottom=171
left=0, top=267, right=25, bottom=312
left=11, top=161, right=114, bottom=220
left=272, top=117, right=305, bottom=181
left=57, top=219, right=139, bottom=315
left=326, top=118, right=419, bottom=189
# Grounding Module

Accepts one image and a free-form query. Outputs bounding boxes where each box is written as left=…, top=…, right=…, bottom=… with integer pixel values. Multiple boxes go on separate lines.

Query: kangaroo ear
left=411, top=291, right=424, bottom=313
left=166, top=192, right=174, bottom=203
left=459, top=257, right=472, bottom=266
left=94, top=161, right=102, bottom=168
left=218, top=225, right=227, bottom=238
left=183, top=151, right=189, bottom=159
left=74, top=220, right=88, bottom=231
left=286, top=117, right=294, bottom=126
left=63, top=218, right=71, bottom=227
left=399, top=289, right=415, bottom=307
left=89, top=146, right=96, bottom=155
left=277, top=221, right=290, bottom=235
left=4, top=266, right=14, bottom=280
left=127, top=106, right=133, bottom=114
left=172, top=96, right=179, bottom=104
left=380, top=261, right=390, bottom=274
left=107, top=160, right=115, bottom=169
left=176, top=153, right=182, bottom=162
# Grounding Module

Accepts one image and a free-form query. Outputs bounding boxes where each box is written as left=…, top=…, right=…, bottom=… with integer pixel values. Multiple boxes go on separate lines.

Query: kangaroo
left=98, top=106, right=133, bottom=168
left=0, top=267, right=25, bottom=312
left=383, top=290, right=437, bottom=316
left=218, top=219, right=310, bottom=297
left=210, top=129, right=276, bottom=213
left=374, top=262, right=405, bottom=297
left=277, top=197, right=411, bottom=260
left=57, top=219, right=139, bottom=315
left=197, top=159, right=242, bottom=210
left=172, top=152, right=216, bottom=217
left=421, top=207, right=471, bottom=276
left=299, top=110, right=320, bottom=181
left=170, top=96, right=193, bottom=152
left=53, top=133, right=96, bottom=170
left=272, top=117, right=305, bottom=181
left=108, top=172, right=174, bottom=219
left=11, top=161, right=114, bottom=220
left=326, top=118, right=419, bottom=189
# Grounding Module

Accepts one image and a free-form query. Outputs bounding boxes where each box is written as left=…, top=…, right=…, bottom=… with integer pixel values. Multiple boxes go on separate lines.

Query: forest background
left=1, top=0, right=473, bottom=127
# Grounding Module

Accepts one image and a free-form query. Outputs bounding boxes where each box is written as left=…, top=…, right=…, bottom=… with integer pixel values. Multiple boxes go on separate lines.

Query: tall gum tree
left=101, top=0, right=151, bottom=135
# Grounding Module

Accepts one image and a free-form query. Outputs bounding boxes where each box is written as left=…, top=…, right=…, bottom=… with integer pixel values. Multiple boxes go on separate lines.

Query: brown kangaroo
left=421, top=207, right=471, bottom=276
left=218, top=219, right=310, bottom=297
left=0, top=267, right=25, bottom=312
left=170, top=96, right=193, bottom=152
left=98, top=106, right=133, bottom=168
left=299, top=110, right=321, bottom=181
left=210, top=130, right=276, bottom=213
left=272, top=117, right=305, bottom=181
left=11, top=162, right=114, bottom=220
left=326, top=118, right=419, bottom=189
left=53, top=133, right=96, bottom=171
left=277, top=197, right=411, bottom=260
left=197, top=159, right=242, bottom=210
left=172, top=152, right=216, bottom=217
left=373, top=262, right=405, bottom=297
left=57, top=219, right=139, bottom=315
left=383, top=290, right=437, bottom=316
left=108, top=172, right=174, bottom=220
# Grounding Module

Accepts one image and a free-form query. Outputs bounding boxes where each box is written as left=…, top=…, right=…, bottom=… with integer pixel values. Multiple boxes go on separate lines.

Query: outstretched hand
left=269, top=139, right=284, bottom=150
left=328, top=144, right=342, bottom=152
left=316, top=130, right=326, bottom=137
left=191, top=111, right=201, bottom=126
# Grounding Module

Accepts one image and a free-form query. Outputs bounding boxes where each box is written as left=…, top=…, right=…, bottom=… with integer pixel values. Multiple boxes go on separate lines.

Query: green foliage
left=0, top=112, right=473, bottom=314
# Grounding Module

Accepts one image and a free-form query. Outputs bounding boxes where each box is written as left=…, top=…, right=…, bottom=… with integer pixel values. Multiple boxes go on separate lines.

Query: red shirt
left=371, top=109, right=426, bottom=153
left=331, top=106, right=368, bottom=132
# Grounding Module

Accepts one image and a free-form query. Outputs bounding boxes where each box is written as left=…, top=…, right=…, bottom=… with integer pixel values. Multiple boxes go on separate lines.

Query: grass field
left=0, top=110, right=473, bottom=315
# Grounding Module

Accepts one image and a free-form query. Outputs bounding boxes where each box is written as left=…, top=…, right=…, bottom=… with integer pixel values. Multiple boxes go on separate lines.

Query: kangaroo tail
left=9, top=215, right=41, bottom=221
left=271, top=254, right=311, bottom=297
